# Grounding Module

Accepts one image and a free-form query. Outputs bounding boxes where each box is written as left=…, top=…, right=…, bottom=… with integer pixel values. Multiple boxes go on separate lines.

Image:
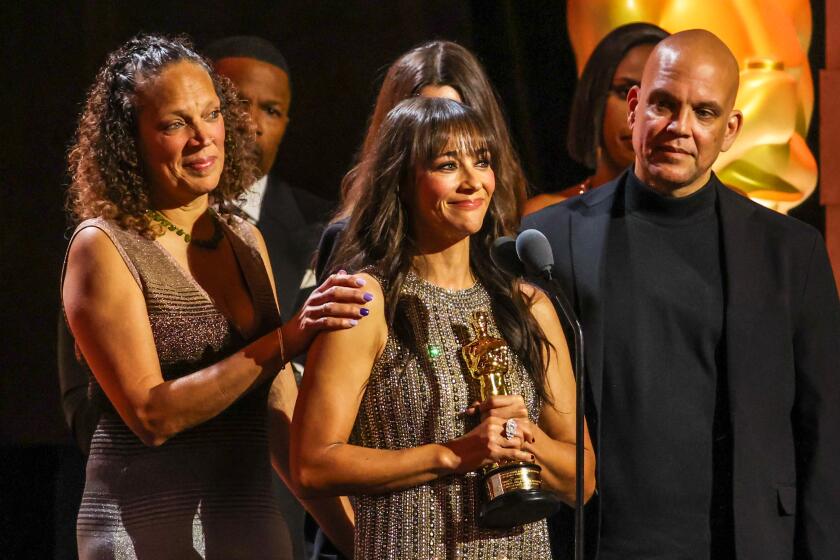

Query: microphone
left=514, top=229, right=555, bottom=278
left=508, top=229, right=586, bottom=560
left=491, top=236, right=525, bottom=277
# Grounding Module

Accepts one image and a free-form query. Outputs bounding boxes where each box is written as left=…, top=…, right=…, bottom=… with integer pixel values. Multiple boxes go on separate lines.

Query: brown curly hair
left=67, top=33, right=258, bottom=238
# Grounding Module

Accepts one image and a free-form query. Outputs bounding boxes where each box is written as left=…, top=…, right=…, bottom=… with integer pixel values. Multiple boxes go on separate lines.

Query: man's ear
left=627, top=85, right=640, bottom=130
left=720, top=109, right=743, bottom=152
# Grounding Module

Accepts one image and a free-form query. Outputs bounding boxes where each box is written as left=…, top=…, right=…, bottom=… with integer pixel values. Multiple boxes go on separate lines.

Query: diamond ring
left=504, top=418, right=518, bottom=440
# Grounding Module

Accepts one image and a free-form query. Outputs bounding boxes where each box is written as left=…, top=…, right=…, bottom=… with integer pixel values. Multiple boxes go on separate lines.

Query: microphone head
left=491, top=236, right=525, bottom=277
left=515, top=229, right=554, bottom=275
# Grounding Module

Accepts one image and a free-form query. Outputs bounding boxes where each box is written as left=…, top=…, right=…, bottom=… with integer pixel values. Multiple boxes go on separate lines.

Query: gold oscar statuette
left=461, top=310, right=562, bottom=528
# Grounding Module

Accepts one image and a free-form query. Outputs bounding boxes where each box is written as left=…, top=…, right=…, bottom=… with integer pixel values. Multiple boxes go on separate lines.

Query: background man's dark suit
left=251, top=172, right=334, bottom=560
left=522, top=171, right=840, bottom=559
left=258, top=171, right=332, bottom=323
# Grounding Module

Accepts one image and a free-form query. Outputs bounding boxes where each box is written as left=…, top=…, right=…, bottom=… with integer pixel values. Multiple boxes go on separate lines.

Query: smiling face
left=628, top=35, right=742, bottom=196
left=135, top=61, right=225, bottom=204
left=601, top=43, right=654, bottom=172
left=214, top=56, right=291, bottom=176
left=409, top=138, right=495, bottom=250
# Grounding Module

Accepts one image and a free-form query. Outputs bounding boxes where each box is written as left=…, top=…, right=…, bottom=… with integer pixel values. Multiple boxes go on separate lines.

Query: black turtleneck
left=598, top=171, right=733, bottom=559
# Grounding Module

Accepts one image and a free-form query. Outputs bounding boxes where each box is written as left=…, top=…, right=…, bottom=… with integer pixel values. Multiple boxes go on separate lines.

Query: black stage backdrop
left=0, top=1, right=825, bottom=557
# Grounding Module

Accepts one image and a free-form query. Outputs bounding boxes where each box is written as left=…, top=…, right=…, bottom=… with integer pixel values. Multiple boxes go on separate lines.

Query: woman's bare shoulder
left=515, top=281, right=558, bottom=325
left=67, top=222, right=125, bottom=267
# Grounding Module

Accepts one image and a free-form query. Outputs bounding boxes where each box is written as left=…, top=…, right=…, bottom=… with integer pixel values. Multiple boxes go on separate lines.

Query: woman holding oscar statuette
left=291, top=97, right=595, bottom=559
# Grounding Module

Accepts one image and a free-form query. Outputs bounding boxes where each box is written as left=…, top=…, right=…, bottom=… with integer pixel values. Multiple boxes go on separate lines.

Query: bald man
left=524, top=30, right=840, bottom=559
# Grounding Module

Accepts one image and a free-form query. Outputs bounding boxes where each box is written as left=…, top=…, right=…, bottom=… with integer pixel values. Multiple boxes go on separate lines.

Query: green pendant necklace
left=147, top=209, right=224, bottom=250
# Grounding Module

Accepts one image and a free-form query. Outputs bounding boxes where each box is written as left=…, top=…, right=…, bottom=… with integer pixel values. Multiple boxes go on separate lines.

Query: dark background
left=0, top=1, right=826, bottom=557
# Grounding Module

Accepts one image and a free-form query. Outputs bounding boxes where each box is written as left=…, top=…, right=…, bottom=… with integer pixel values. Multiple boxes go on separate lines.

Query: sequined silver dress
left=351, top=271, right=552, bottom=559
left=63, top=216, right=291, bottom=559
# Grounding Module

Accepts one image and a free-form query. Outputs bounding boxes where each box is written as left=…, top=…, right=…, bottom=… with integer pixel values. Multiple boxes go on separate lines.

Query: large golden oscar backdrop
left=568, top=0, right=816, bottom=213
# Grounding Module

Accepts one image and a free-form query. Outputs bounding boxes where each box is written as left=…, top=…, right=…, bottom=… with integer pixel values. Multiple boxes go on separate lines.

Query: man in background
left=204, top=36, right=331, bottom=324
left=205, top=35, right=342, bottom=560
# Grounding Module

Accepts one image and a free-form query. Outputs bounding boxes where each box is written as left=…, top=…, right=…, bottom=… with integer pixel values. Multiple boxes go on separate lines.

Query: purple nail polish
left=363, top=292, right=374, bottom=302
left=360, top=307, right=370, bottom=316
left=349, top=319, right=358, bottom=326
left=355, top=277, right=367, bottom=287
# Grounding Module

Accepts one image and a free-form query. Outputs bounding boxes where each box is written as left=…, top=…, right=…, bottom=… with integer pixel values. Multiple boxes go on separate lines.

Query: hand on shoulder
left=299, top=271, right=380, bottom=332
left=308, top=272, right=386, bottom=351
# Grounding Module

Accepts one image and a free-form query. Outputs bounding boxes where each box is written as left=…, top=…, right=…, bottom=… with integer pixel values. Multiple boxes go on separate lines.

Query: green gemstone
left=427, top=345, right=441, bottom=358
left=184, top=233, right=192, bottom=242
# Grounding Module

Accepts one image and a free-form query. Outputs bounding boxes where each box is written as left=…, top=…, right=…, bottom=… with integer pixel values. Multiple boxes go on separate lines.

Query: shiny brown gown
left=351, top=271, right=552, bottom=559
left=63, top=215, right=291, bottom=559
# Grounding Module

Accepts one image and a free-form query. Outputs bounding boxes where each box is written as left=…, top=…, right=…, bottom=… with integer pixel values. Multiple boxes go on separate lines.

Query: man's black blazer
left=522, top=171, right=840, bottom=559
left=258, top=170, right=333, bottom=322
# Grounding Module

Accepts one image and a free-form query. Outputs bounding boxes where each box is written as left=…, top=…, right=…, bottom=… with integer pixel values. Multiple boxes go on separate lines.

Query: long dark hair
left=567, top=22, right=668, bottom=169
left=332, top=97, right=551, bottom=401
left=337, top=40, right=527, bottom=232
left=67, top=33, right=257, bottom=238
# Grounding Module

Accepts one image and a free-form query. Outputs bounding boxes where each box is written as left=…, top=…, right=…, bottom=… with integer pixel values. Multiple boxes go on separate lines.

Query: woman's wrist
left=522, top=422, right=547, bottom=461
left=249, top=328, right=286, bottom=376
left=434, top=442, right=462, bottom=475
left=279, top=312, right=310, bottom=361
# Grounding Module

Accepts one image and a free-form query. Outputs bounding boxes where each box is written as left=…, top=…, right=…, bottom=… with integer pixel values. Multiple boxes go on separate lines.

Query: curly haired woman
left=62, top=34, right=358, bottom=558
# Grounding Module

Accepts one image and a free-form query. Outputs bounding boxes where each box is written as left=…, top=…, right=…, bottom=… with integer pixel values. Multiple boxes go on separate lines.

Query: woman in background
left=524, top=22, right=668, bottom=214
left=292, top=97, right=595, bottom=559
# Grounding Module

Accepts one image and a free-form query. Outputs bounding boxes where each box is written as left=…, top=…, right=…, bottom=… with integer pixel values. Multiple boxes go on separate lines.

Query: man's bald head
left=645, top=29, right=740, bottom=109
left=627, top=29, right=743, bottom=196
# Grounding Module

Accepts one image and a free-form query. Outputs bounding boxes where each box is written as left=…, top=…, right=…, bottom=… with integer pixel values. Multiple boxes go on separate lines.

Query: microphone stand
left=530, top=266, right=586, bottom=560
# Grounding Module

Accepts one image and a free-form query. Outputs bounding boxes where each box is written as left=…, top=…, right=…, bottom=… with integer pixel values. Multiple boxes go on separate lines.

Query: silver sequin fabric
left=63, top=216, right=291, bottom=559
left=351, top=271, right=552, bottom=559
